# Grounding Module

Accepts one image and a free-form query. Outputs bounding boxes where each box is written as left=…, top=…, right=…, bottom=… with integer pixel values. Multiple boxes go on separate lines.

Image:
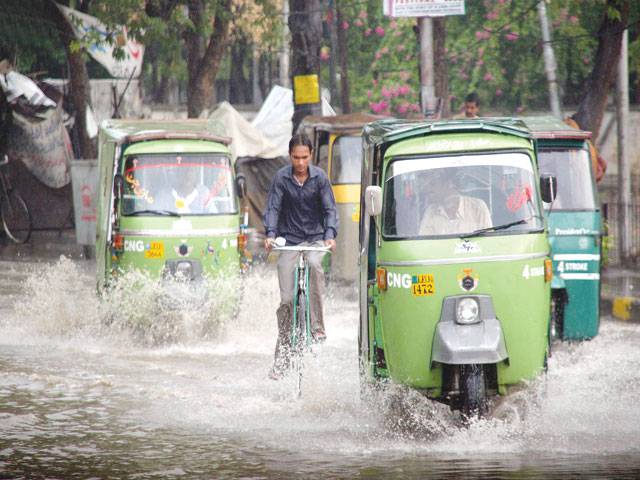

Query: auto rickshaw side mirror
left=236, top=173, right=247, bottom=198
left=540, top=174, right=557, bottom=203
left=365, top=186, right=383, bottom=216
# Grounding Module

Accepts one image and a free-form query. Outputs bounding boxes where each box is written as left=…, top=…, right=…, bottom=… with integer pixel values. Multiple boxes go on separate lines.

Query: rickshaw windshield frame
left=538, top=147, right=598, bottom=212
left=380, top=150, right=545, bottom=241
left=120, top=152, right=238, bottom=217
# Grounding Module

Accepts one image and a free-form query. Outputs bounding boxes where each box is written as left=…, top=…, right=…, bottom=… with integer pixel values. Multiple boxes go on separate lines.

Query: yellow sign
left=144, top=241, right=164, bottom=259
left=293, top=74, right=320, bottom=105
left=411, top=273, right=435, bottom=296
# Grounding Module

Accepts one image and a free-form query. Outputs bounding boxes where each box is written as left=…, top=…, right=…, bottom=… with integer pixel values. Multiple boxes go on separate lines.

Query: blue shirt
left=263, top=165, right=338, bottom=245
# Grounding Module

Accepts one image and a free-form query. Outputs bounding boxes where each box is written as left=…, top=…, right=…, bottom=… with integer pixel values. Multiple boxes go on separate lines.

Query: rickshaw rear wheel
left=550, top=291, right=566, bottom=341
left=460, top=364, right=487, bottom=419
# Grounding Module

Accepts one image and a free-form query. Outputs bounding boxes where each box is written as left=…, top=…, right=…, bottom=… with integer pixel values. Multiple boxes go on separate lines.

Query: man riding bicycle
left=263, top=133, right=338, bottom=380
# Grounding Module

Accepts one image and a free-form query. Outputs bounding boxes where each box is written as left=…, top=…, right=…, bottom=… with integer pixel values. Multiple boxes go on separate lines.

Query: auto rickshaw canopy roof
left=100, top=119, right=232, bottom=146
left=520, top=116, right=592, bottom=140
left=363, top=118, right=532, bottom=150
left=299, top=113, right=386, bottom=135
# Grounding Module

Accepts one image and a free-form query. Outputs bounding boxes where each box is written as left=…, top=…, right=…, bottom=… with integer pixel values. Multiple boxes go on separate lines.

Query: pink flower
left=319, top=49, right=330, bottom=61
left=486, top=11, right=499, bottom=20
left=475, top=31, right=485, bottom=41
left=505, top=32, right=519, bottom=41
left=398, top=85, right=411, bottom=96
left=367, top=90, right=372, bottom=99
left=476, top=59, right=484, bottom=66
left=370, top=102, right=382, bottom=114
left=569, top=16, right=578, bottom=24
left=410, top=103, right=421, bottom=112
left=341, top=21, right=349, bottom=30
left=478, top=47, right=485, bottom=57
left=583, top=57, right=590, bottom=64
left=397, top=103, right=409, bottom=115
left=372, top=79, right=378, bottom=87
left=390, top=20, right=397, bottom=29
left=358, top=10, right=367, bottom=19
left=380, top=46, right=389, bottom=54
left=495, top=88, right=503, bottom=97
left=483, top=72, right=494, bottom=81
left=381, top=86, right=392, bottom=99
left=375, top=26, right=385, bottom=37
left=354, top=19, right=363, bottom=27
left=375, top=51, right=382, bottom=60
left=364, top=28, right=372, bottom=37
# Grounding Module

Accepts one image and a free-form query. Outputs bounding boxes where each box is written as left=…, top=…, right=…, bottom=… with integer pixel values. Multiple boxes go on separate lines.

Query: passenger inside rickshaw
left=382, top=153, right=543, bottom=238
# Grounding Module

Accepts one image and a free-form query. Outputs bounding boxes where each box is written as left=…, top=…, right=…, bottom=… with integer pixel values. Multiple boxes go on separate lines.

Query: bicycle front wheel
left=1, top=189, right=32, bottom=244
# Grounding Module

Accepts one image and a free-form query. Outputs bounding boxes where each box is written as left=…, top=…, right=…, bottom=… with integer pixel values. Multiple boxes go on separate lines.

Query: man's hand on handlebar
left=324, top=239, right=336, bottom=252
left=264, top=237, right=275, bottom=253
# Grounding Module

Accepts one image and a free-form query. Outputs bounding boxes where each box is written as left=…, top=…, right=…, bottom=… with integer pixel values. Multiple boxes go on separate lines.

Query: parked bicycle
left=272, top=239, right=331, bottom=398
left=0, top=155, right=32, bottom=244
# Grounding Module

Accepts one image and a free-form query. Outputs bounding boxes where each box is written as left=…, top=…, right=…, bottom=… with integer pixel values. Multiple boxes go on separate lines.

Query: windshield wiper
left=128, top=209, right=180, bottom=217
left=459, top=217, right=539, bottom=239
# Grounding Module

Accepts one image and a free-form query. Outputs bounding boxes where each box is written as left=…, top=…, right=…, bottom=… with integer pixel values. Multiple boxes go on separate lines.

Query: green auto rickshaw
left=300, top=114, right=383, bottom=282
left=96, top=120, right=247, bottom=291
left=523, top=116, right=601, bottom=341
left=359, top=118, right=556, bottom=416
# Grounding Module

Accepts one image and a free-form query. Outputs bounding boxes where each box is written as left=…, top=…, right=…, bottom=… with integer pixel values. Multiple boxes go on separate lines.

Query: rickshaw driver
left=419, top=169, right=492, bottom=236
left=263, top=133, right=338, bottom=380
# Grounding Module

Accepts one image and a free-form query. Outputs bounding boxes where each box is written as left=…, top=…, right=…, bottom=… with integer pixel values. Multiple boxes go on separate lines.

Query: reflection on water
left=1, top=257, right=640, bottom=478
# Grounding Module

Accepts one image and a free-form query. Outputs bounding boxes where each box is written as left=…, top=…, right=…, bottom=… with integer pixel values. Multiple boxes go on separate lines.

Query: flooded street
left=1, top=255, right=640, bottom=479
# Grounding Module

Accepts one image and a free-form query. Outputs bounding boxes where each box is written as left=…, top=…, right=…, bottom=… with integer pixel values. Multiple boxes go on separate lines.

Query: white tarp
left=207, top=101, right=281, bottom=160
left=0, top=71, right=56, bottom=110
left=57, top=4, right=144, bottom=79
left=70, top=159, right=98, bottom=245
left=383, top=0, right=465, bottom=17
left=251, top=86, right=335, bottom=155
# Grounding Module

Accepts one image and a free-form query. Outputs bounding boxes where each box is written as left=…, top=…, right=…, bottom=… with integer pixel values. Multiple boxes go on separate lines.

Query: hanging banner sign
left=383, top=0, right=465, bottom=17
left=57, top=4, right=144, bottom=78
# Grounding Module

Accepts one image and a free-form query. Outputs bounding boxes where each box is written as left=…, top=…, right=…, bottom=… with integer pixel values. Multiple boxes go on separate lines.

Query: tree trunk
left=229, top=38, right=249, bottom=104
left=48, top=0, right=96, bottom=159
left=433, top=17, right=448, bottom=118
left=289, top=0, right=323, bottom=132
left=572, top=0, right=629, bottom=138
left=185, top=0, right=232, bottom=118
left=336, top=0, right=351, bottom=114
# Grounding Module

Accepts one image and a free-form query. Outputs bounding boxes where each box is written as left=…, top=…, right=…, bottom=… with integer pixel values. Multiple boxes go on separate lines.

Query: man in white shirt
left=419, top=169, right=492, bottom=236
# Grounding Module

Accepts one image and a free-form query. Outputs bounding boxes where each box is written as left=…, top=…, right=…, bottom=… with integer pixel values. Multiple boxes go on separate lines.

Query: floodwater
left=1, top=255, right=640, bottom=479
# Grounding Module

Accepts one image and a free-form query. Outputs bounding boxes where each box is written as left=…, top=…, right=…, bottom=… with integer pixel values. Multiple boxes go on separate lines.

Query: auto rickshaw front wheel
left=460, top=363, right=487, bottom=419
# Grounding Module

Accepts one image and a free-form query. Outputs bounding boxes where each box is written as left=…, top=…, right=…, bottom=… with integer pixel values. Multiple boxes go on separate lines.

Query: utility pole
left=336, top=0, right=351, bottom=113
left=419, top=17, right=438, bottom=116
left=289, top=0, right=323, bottom=133
left=537, top=1, right=562, bottom=118
left=616, top=29, right=630, bottom=262
left=279, top=1, right=290, bottom=88
left=327, top=0, right=338, bottom=107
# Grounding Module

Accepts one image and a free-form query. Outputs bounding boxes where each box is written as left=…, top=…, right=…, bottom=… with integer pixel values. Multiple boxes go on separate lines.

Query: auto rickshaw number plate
left=411, top=274, right=435, bottom=296
left=144, top=241, right=165, bottom=259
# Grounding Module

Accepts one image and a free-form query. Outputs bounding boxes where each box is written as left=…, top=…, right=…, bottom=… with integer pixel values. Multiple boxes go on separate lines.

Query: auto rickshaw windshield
left=538, top=148, right=596, bottom=210
left=382, top=152, right=544, bottom=238
left=331, top=135, right=362, bottom=184
left=122, top=153, right=237, bottom=216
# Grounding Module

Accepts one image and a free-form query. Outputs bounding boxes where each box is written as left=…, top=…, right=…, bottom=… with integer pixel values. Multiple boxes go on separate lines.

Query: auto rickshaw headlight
left=456, top=297, right=479, bottom=325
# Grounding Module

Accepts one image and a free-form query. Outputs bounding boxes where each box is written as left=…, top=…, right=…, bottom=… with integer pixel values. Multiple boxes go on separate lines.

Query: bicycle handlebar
left=272, top=245, right=332, bottom=253
left=0, top=155, right=8, bottom=167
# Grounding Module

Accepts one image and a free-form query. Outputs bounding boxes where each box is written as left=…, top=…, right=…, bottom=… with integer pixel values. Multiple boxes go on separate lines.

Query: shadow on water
left=1, top=257, right=640, bottom=478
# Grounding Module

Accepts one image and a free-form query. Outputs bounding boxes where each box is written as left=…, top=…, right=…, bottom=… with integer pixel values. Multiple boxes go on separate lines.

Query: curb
left=601, top=295, right=640, bottom=322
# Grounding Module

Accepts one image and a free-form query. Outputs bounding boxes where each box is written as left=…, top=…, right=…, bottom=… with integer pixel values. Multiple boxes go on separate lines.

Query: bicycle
left=0, top=155, right=32, bottom=244
left=272, top=240, right=331, bottom=398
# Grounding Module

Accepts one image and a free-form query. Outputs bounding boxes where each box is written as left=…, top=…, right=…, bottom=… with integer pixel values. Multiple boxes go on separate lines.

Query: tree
left=48, top=0, right=96, bottom=159
left=289, top=0, right=323, bottom=131
left=573, top=0, right=630, bottom=138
